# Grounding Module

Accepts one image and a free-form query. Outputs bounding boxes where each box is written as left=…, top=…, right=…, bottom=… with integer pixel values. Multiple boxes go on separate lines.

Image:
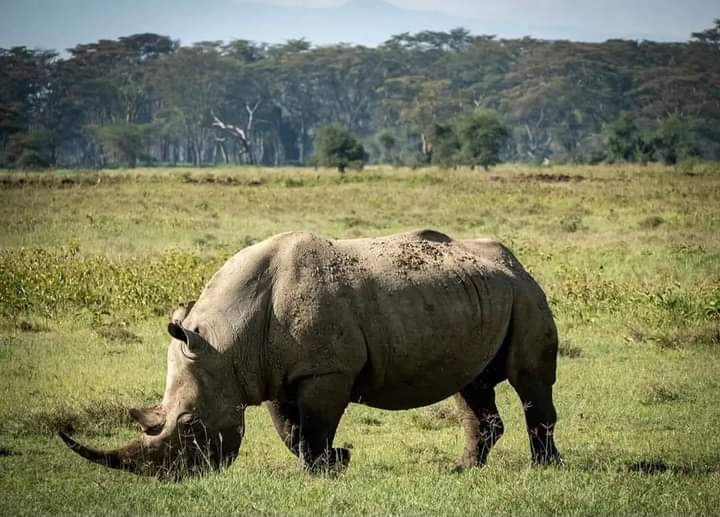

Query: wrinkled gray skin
left=60, top=229, right=560, bottom=478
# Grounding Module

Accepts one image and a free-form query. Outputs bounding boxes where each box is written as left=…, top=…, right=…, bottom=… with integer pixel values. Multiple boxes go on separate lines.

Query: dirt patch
left=96, top=323, right=141, bottom=344
left=490, top=173, right=587, bottom=183
left=394, top=241, right=447, bottom=271
left=0, top=173, right=132, bottom=189
left=16, top=319, right=51, bottom=333
left=639, top=215, right=665, bottom=229
left=0, top=171, right=139, bottom=189
left=627, top=459, right=670, bottom=474
left=558, top=340, right=583, bottom=358
left=0, top=447, right=18, bottom=457
left=181, top=173, right=242, bottom=186
left=358, top=417, right=382, bottom=426
left=179, top=172, right=266, bottom=187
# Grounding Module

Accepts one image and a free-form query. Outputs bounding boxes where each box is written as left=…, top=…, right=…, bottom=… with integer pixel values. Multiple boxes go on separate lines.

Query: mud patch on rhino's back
left=393, top=240, right=449, bottom=272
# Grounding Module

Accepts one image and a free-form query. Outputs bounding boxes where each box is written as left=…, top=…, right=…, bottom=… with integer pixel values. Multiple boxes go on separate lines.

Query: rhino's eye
left=177, top=414, right=203, bottom=439
left=144, top=423, right=163, bottom=436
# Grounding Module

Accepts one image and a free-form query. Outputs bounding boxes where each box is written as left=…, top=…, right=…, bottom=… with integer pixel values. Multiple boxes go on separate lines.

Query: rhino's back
left=267, top=231, right=515, bottom=409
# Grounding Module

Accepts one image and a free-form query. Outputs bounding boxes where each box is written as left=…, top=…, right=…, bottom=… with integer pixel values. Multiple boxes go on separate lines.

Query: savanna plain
left=0, top=164, right=718, bottom=516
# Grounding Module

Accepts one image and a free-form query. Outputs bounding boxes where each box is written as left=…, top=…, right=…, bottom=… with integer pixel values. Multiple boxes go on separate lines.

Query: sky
left=1, top=0, right=717, bottom=52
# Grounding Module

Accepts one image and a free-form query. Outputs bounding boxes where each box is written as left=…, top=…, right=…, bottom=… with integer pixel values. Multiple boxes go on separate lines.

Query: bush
left=0, top=247, right=224, bottom=320
left=4, top=129, right=56, bottom=169
left=313, top=126, right=368, bottom=173
left=90, top=123, right=155, bottom=168
left=376, top=130, right=399, bottom=165
left=455, top=110, right=510, bottom=170
left=655, top=115, right=700, bottom=165
left=431, top=110, right=509, bottom=170
left=603, top=114, right=654, bottom=163
left=430, top=123, right=461, bottom=167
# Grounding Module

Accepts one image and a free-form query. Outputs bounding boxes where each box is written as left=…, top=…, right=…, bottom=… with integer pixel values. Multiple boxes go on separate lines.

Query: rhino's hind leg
left=509, top=374, right=561, bottom=465
left=294, top=373, right=353, bottom=473
left=267, top=400, right=301, bottom=457
left=454, top=380, right=505, bottom=470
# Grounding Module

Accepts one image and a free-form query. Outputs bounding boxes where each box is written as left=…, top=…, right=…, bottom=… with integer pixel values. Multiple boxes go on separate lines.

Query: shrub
left=431, top=110, right=509, bottom=170
left=5, top=129, right=56, bottom=169
left=313, top=126, right=368, bottom=173
left=0, top=247, right=225, bottom=320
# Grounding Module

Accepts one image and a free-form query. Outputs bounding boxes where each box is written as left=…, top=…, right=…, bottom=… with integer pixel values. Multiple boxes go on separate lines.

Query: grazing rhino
left=60, top=230, right=560, bottom=477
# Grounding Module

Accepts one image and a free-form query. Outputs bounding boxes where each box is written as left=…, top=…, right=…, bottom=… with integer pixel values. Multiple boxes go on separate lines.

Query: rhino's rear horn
left=129, top=406, right=166, bottom=434
left=58, top=431, right=144, bottom=473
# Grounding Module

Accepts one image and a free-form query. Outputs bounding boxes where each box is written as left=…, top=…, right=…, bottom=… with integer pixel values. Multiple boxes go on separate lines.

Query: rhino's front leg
left=294, top=373, right=353, bottom=473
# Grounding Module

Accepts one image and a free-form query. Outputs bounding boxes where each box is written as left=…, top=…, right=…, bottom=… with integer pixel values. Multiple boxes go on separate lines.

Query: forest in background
left=1, top=20, right=719, bottom=169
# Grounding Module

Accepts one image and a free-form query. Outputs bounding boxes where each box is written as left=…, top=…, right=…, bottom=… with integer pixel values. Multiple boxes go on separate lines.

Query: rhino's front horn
left=58, top=431, right=146, bottom=473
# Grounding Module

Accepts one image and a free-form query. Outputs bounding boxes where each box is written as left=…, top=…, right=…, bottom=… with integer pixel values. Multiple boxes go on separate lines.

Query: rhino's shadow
left=624, top=458, right=720, bottom=476
left=570, top=456, right=720, bottom=476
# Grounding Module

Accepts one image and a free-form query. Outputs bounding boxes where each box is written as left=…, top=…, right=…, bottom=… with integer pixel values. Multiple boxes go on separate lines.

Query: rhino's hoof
left=452, top=459, right=486, bottom=474
left=306, top=448, right=351, bottom=475
left=332, top=447, right=351, bottom=467
left=532, top=452, right=563, bottom=467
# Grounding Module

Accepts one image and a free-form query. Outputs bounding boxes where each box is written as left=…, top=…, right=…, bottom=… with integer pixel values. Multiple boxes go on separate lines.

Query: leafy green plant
left=0, top=247, right=224, bottom=320
left=313, top=126, right=368, bottom=173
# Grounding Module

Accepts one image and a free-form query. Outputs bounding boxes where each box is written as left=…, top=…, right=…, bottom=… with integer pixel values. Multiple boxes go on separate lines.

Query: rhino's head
left=60, top=303, right=246, bottom=479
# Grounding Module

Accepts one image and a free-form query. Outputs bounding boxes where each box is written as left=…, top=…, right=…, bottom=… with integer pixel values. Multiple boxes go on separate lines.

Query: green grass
left=1, top=164, right=719, bottom=516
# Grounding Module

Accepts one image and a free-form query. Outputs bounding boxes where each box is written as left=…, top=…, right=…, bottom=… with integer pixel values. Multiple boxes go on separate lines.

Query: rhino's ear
left=129, top=406, right=166, bottom=434
left=171, top=301, right=196, bottom=325
left=168, top=322, right=210, bottom=359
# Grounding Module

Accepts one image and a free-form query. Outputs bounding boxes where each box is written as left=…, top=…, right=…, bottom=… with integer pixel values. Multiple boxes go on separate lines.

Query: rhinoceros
left=60, top=229, right=560, bottom=477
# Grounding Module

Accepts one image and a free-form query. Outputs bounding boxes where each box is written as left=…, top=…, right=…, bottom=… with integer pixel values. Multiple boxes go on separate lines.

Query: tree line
left=1, top=21, right=719, bottom=170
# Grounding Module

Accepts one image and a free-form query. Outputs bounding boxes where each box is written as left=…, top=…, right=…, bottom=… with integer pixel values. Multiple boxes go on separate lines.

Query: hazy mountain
left=3, top=0, right=487, bottom=51
left=223, top=0, right=485, bottom=46
left=1, top=0, right=705, bottom=52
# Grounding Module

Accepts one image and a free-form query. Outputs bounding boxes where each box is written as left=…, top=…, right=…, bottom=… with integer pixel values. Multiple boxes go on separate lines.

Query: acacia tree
left=264, top=43, right=321, bottom=165
left=691, top=19, right=720, bottom=48
left=0, top=47, right=59, bottom=166
left=655, top=115, right=699, bottom=165
left=313, top=126, right=368, bottom=172
left=376, top=130, right=398, bottom=164
left=90, top=122, right=153, bottom=168
left=433, top=110, right=509, bottom=170
left=604, top=114, right=649, bottom=163
left=430, top=122, right=461, bottom=167
left=213, top=62, right=266, bottom=165
left=4, top=25, right=720, bottom=167
left=381, top=77, right=459, bottom=163
left=151, top=43, right=229, bottom=166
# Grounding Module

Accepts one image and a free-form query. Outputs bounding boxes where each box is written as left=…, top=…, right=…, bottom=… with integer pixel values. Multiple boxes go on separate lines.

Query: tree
left=0, top=47, right=58, bottom=165
left=381, top=77, right=459, bottom=163
left=264, top=46, right=323, bottom=165
left=455, top=110, right=509, bottom=170
left=376, top=130, right=398, bottom=164
left=603, top=114, right=661, bottom=164
left=150, top=44, right=229, bottom=166
left=3, top=26, right=720, bottom=167
left=691, top=19, right=720, bottom=48
left=5, top=129, right=56, bottom=169
left=90, top=122, right=153, bottom=168
left=313, top=126, right=368, bottom=172
left=654, top=115, right=699, bottom=165
left=430, top=123, right=461, bottom=167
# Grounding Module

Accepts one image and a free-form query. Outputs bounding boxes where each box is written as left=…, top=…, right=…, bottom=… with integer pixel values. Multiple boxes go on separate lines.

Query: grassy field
left=0, top=164, right=719, bottom=516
